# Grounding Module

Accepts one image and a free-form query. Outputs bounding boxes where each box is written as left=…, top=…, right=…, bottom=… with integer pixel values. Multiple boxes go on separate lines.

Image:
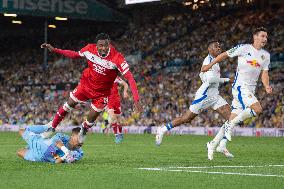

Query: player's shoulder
left=235, top=43, right=250, bottom=49
left=81, top=43, right=95, bottom=51
left=260, top=48, right=270, bottom=57
left=87, top=43, right=96, bottom=50
left=227, top=44, right=249, bottom=56
left=205, top=54, right=214, bottom=61
left=202, top=54, right=213, bottom=65
left=112, top=49, right=125, bottom=64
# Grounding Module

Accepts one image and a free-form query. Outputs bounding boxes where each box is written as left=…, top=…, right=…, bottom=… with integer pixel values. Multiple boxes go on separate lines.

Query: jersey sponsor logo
left=246, top=60, right=260, bottom=68
left=93, top=63, right=106, bottom=75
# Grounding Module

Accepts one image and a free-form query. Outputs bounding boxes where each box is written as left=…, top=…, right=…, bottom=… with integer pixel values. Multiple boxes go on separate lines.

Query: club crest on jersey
left=261, top=55, right=265, bottom=60
left=247, top=60, right=260, bottom=68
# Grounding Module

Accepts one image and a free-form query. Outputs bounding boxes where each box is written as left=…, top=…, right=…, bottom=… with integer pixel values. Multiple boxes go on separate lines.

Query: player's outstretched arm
left=122, top=71, right=142, bottom=113
left=261, top=70, right=272, bottom=94
left=41, top=43, right=82, bottom=59
left=120, top=79, right=129, bottom=99
left=201, top=52, right=229, bottom=72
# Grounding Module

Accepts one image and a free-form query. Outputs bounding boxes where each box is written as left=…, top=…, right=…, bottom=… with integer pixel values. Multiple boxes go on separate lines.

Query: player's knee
left=225, top=112, right=231, bottom=120
left=254, top=106, right=263, bottom=115
left=87, top=110, right=100, bottom=123
left=181, top=112, right=194, bottom=123
left=108, top=116, right=117, bottom=125
left=107, top=110, right=115, bottom=124
left=67, top=98, right=78, bottom=108
left=17, top=149, right=24, bottom=158
left=87, top=116, right=96, bottom=124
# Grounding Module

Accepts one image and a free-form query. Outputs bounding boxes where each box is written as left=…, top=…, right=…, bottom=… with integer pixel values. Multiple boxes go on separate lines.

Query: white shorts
left=189, top=95, right=228, bottom=114
left=231, top=85, right=258, bottom=115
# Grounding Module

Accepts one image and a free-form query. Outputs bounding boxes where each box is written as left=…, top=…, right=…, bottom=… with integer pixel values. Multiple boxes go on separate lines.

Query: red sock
left=118, top=124, right=122, bottom=134
left=111, top=123, right=118, bottom=134
left=52, top=106, right=68, bottom=128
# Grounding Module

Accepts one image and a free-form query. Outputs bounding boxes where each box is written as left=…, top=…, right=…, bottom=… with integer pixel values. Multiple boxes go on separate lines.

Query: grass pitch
left=0, top=132, right=283, bottom=189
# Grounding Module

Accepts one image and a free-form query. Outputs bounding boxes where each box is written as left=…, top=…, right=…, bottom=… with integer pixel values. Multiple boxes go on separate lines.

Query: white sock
left=219, top=137, right=228, bottom=149
left=160, top=122, right=174, bottom=134
left=230, top=108, right=257, bottom=126
left=210, top=124, right=225, bottom=148
left=160, top=125, right=169, bottom=134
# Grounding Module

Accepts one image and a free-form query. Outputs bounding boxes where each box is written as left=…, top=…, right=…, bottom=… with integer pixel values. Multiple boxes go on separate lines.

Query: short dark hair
left=72, top=127, right=81, bottom=135
left=95, top=33, right=110, bottom=43
left=253, top=27, right=268, bottom=35
left=208, top=40, right=219, bottom=48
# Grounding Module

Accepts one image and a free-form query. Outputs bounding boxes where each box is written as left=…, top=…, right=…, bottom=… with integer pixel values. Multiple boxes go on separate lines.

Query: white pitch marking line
left=169, top=165, right=284, bottom=169
left=138, top=168, right=284, bottom=178
left=168, top=169, right=284, bottom=178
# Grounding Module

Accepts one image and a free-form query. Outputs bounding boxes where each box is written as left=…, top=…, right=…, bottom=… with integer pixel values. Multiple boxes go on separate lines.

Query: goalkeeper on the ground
left=17, top=125, right=84, bottom=164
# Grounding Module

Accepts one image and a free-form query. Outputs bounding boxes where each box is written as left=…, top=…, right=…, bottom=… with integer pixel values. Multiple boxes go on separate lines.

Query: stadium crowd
left=0, top=6, right=283, bottom=128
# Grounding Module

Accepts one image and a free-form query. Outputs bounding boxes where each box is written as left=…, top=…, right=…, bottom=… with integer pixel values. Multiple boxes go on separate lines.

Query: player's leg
left=26, top=125, right=49, bottom=134
left=107, top=109, right=121, bottom=143
left=19, top=129, right=45, bottom=162
left=50, top=88, right=84, bottom=129
left=108, top=101, right=123, bottom=143
left=80, top=97, right=108, bottom=138
left=18, top=128, right=25, bottom=137
left=116, top=115, right=123, bottom=141
left=17, top=148, right=27, bottom=159
left=230, top=102, right=262, bottom=126
left=41, top=86, right=87, bottom=138
left=156, top=110, right=198, bottom=146
left=50, top=97, right=77, bottom=129
left=213, top=104, right=234, bottom=159
left=156, top=85, right=209, bottom=146
left=206, top=97, right=231, bottom=160
left=225, top=87, right=260, bottom=141
left=210, top=99, right=231, bottom=148
left=17, top=129, right=29, bottom=160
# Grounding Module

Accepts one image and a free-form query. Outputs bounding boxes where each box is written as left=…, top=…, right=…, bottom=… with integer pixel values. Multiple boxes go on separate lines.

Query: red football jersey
left=78, top=44, right=129, bottom=96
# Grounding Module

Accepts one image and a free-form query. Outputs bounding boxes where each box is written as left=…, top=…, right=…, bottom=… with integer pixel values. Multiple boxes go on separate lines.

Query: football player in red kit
left=40, top=33, right=141, bottom=140
left=107, top=77, right=129, bottom=143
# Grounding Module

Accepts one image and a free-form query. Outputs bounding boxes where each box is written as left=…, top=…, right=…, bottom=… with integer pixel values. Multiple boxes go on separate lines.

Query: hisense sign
left=0, top=0, right=127, bottom=21
left=2, top=0, right=88, bottom=14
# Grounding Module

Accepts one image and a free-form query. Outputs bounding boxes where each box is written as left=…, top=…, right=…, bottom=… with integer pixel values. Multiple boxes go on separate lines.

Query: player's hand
left=134, top=101, right=142, bottom=113
left=65, top=154, right=75, bottom=163
left=229, top=77, right=235, bottom=84
left=61, top=152, right=75, bottom=163
left=123, top=91, right=129, bottom=99
left=60, top=149, right=71, bottom=160
left=41, top=43, right=55, bottom=52
left=265, top=85, right=272, bottom=94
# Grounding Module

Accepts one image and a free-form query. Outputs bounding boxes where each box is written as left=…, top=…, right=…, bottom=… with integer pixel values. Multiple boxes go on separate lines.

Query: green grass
left=0, top=132, right=284, bottom=189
